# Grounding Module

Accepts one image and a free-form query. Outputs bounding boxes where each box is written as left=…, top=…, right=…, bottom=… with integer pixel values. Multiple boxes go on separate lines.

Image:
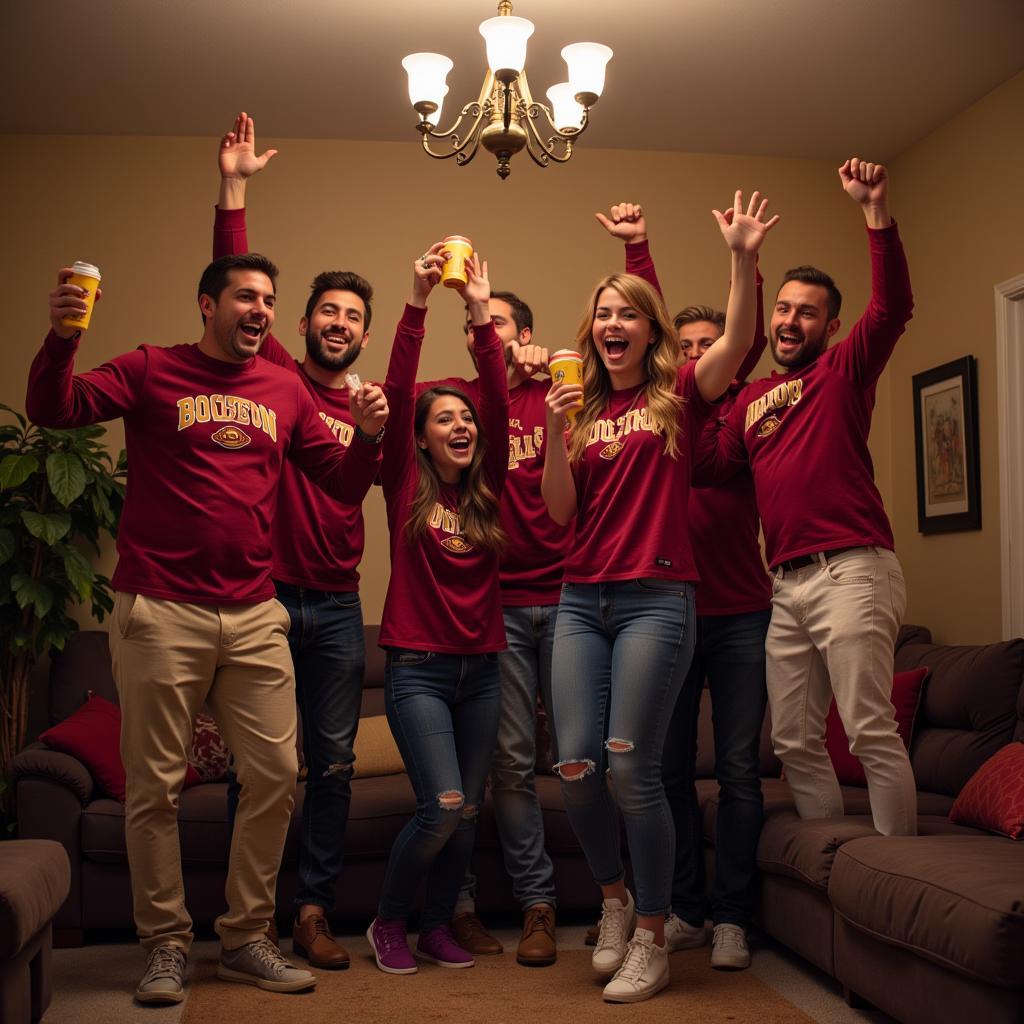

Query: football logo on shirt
left=441, top=536, right=472, bottom=553
left=176, top=394, right=278, bottom=443
left=757, top=416, right=781, bottom=438
left=600, top=441, right=625, bottom=460
left=428, top=502, right=474, bottom=553
left=744, top=379, right=803, bottom=435
left=211, top=425, right=252, bottom=449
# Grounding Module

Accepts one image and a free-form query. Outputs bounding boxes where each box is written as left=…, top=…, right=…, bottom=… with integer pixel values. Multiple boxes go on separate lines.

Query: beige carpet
left=181, top=947, right=816, bottom=1024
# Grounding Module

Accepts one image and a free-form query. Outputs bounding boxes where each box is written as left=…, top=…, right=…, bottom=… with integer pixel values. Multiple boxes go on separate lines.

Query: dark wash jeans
left=378, top=649, right=501, bottom=932
left=226, top=582, right=365, bottom=911
left=663, top=608, right=770, bottom=928
left=551, top=579, right=696, bottom=918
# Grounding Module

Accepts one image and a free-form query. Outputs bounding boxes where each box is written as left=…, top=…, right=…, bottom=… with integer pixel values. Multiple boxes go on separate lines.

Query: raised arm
left=597, top=201, right=664, bottom=298
left=541, top=384, right=582, bottom=525
left=832, top=158, right=913, bottom=385
left=695, top=191, right=779, bottom=403
left=27, top=269, right=144, bottom=427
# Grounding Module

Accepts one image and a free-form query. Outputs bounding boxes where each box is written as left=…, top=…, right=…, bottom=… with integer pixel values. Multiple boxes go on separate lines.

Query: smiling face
left=417, top=393, right=478, bottom=484
left=592, top=286, right=654, bottom=387
left=301, top=288, right=369, bottom=373
left=201, top=269, right=276, bottom=362
left=678, top=319, right=722, bottom=363
left=465, top=297, right=530, bottom=370
left=770, top=281, right=839, bottom=369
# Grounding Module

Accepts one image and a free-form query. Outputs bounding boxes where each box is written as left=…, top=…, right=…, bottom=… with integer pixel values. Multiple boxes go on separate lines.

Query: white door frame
left=995, top=272, right=1024, bottom=640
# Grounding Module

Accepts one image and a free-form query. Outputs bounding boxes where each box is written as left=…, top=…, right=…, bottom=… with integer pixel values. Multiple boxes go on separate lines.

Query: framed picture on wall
left=912, top=356, right=981, bottom=534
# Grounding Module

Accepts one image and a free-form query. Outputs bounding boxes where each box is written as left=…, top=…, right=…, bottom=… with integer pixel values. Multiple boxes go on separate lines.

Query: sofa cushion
left=352, top=715, right=404, bottom=779
left=0, top=840, right=71, bottom=959
left=895, top=634, right=1024, bottom=796
left=829, top=835, right=1024, bottom=988
left=825, top=668, right=928, bottom=786
left=757, top=812, right=878, bottom=890
left=949, top=741, right=1024, bottom=839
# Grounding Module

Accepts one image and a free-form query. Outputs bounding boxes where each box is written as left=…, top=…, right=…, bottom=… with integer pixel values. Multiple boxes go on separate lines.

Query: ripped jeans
left=378, top=649, right=502, bottom=931
left=551, top=580, right=696, bottom=918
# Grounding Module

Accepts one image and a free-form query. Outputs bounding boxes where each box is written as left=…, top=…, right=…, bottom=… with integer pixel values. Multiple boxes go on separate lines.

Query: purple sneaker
left=416, top=924, right=475, bottom=968
left=367, top=918, right=417, bottom=975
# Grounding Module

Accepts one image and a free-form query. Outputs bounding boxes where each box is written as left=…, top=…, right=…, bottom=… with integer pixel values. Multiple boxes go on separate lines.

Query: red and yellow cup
left=440, top=235, right=474, bottom=289
left=549, top=349, right=584, bottom=424
left=61, top=261, right=102, bottom=331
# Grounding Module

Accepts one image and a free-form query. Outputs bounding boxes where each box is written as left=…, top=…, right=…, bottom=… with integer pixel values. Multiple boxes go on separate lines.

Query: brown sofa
left=692, top=623, right=1024, bottom=1024
left=9, top=623, right=1024, bottom=1023
left=7, top=625, right=602, bottom=947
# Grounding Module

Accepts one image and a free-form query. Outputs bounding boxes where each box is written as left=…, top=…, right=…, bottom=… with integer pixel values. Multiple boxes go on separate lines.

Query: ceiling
left=4, top=0, right=1023, bottom=160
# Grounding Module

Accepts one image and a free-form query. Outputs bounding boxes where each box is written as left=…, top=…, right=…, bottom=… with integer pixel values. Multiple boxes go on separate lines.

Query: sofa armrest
left=8, top=742, right=94, bottom=804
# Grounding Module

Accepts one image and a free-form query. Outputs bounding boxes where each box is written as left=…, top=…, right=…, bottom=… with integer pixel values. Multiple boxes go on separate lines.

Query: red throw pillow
left=824, top=667, right=929, bottom=787
left=949, top=742, right=1024, bottom=839
left=189, top=712, right=231, bottom=782
left=41, top=693, right=201, bottom=802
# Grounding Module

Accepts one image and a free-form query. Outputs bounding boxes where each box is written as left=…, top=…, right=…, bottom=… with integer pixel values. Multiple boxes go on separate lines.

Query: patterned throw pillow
left=188, top=712, right=232, bottom=782
left=949, top=742, right=1024, bottom=839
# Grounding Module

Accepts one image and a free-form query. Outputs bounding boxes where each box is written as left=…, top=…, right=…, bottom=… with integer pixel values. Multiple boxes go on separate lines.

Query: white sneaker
left=602, top=928, right=670, bottom=1003
left=591, top=891, right=636, bottom=976
left=664, top=912, right=707, bottom=952
left=711, top=923, right=750, bottom=970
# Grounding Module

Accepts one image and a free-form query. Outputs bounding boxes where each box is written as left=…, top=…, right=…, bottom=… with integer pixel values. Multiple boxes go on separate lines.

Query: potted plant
left=0, top=403, right=125, bottom=810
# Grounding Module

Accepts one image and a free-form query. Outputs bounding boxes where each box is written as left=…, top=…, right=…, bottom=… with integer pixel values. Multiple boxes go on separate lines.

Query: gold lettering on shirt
left=508, top=425, right=545, bottom=470
left=318, top=412, right=354, bottom=446
left=584, top=407, right=656, bottom=449
left=427, top=502, right=473, bottom=552
left=744, top=378, right=803, bottom=434
left=176, top=394, right=278, bottom=442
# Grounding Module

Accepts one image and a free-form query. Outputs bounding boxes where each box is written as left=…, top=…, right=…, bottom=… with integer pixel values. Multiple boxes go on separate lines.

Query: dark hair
left=673, top=304, right=726, bottom=332
left=490, top=291, right=533, bottom=334
left=405, top=386, right=506, bottom=553
left=305, top=271, right=374, bottom=329
left=197, top=253, right=278, bottom=323
left=779, top=266, right=842, bottom=320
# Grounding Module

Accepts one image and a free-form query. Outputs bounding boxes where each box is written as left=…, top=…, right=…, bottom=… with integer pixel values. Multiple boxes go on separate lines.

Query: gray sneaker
left=218, top=937, right=317, bottom=992
left=135, top=945, right=187, bottom=1004
left=710, top=923, right=751, bottom=970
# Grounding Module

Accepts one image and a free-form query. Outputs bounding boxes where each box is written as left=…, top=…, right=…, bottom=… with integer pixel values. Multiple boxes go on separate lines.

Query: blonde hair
left=568, top=273, right=684, bottom=462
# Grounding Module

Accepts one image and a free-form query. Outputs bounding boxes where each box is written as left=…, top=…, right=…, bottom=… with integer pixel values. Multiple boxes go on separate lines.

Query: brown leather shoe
left=292, top=913, right=350, bottom=970
left=517, top=903, right=556, bottom=966
left=451, top=912, right=504, bottom=955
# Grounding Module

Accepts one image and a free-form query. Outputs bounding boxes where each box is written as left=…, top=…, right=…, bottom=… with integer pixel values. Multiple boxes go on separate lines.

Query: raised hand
left=219, top=111, right=278, bottom=180
left=49, top=268, right=101, bottom=339
left=410, top=241, right=447, bottom=307
left=454, top=251, right=491, bottom=315
left=838, top=157, right=888, bottom=207
left=595, top=202, right=647, bottom=244
left=351, top=382, right=389, bottom=437
left=712, top=190, right=780, bottom=256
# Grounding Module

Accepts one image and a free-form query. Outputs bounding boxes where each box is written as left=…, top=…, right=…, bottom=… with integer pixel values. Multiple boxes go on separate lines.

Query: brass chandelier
left=401, top=2, right=613, bottom=180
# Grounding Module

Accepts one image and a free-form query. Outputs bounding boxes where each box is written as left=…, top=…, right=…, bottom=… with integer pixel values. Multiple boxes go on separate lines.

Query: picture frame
left=912, top=355, right=981, bottom=534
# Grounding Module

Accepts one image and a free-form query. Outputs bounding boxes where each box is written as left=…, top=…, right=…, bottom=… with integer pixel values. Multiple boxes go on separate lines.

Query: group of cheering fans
left=28, top=112, right=915, bottom=1006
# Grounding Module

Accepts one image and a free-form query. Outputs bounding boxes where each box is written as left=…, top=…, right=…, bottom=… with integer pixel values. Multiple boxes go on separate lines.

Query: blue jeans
left=378, top=650, right=502, bottom=931
left=226, top=582, right=365, bottom=911
left=551, top=579, right=696, bottom=918
left=458, top=605, right=559, bottom=914
left=663, top=609, right=770, bottom=927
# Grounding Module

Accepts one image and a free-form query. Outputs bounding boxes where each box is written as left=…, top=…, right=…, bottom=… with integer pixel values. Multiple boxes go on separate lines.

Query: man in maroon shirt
left=701, top=158, right=917, bottom=840
left=30, top=249, right=386, bottom=1004
left=215, top=112, right=381, bottom=970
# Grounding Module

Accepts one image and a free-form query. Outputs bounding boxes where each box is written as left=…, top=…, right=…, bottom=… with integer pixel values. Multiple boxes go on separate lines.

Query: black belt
left=773, top=547, right=862, bottom=574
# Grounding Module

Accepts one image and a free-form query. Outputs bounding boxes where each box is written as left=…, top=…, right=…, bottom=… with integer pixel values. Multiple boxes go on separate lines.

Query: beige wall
left=6, top=69, right=1020, bottom=641
left=887, top=71, right=1024, bottom=643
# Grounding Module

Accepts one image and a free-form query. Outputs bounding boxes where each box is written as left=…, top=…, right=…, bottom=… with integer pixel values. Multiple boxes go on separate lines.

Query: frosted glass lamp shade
left=546, top=84, right=585, bottom=132
left=402, top=52, right=454, bottom=115
left=479, top=15, right=534, bottom=76
left=561, top=43, right=613, bottom=105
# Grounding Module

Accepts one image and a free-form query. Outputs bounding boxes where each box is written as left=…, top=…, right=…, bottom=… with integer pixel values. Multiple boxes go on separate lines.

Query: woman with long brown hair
left=367, top=241, right=508, bottom=975
left=541, top=191, right=779, bottom=1003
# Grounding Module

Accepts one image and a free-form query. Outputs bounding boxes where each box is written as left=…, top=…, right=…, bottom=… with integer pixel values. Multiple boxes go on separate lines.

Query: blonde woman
left=541, top=192, right=778, bottom=1003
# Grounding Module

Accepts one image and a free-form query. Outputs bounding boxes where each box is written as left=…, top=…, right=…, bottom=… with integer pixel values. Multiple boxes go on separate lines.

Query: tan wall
left=888, top=71, right=1024, bottom=643
left=3, top=134, right=881, bottom=626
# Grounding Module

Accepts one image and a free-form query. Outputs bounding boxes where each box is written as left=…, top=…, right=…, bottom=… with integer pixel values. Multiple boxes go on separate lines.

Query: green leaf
left=0, top=453, right=39, bottom=489
left=0, top=528, right=14, bottom=566
left=0, top=403, right=27, bottom=429
left=21, top=510, right=72, bottom=545
left=59, top=544, right=95, bottom=601
left=46, top=452, right=88, bottom=506
left=12, top=576, right=54, bottom=617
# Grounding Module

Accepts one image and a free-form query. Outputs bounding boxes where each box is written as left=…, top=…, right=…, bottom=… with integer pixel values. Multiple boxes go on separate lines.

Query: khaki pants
left=109, top=592, right=297, bottom=953
left=766, top=548, right=917, bottom=836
